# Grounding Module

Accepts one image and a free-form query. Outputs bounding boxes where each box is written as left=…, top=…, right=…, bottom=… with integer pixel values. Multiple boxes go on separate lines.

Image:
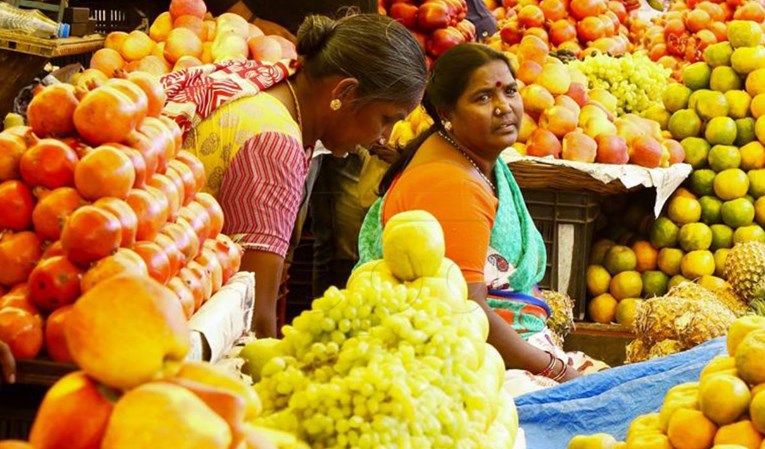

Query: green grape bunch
left=572, top=53, right=671, bottom=116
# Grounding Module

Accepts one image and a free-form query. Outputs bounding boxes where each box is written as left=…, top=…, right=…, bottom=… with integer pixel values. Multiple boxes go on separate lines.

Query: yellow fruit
left=610, top=271, right=643, bottom=300
left=346, top=259, right=401, bottom=290
left=699, top=373, right=751, bottom=425
left=589, top=293, right=618, bottom=324
left=713, top=420, right=763, bottom=449
left=626, top=413, right=663, bottom=442
left=752, top=94, right=765, bottom=118
left=679, top=223, right=714, bottom=251
left=709, top=144, right=742, bottom=172
left=667, top=409, right=718, bottom=449
left=722, top=198, right=756, bottom=227
left=755, top=197, right=765, bottom=225
left=626, top=434, right=674, bottom=448
left=741, top=142, right=765, bottom=170
left=668, top=274, right=690, bottom=289
left=681, top=250, right=716, bottom=279
left=749, top=169, right=765, bottom=198
left=706, top=117, right=738, bottom=146
left=568, top=433, right=618, bottom=449
left=604, top=246, right=638, bottom=275
left=698, top=275, right=728, bottom=291
left=651, top=218, right=680, bottom=249
left=616, top=298, right=642, bottom=330
left=697, top=91, right=730, bottom=119
left=748, top=68, right=765, bottom=97
left=734, top=224, right=765, bottom=244
left=587, top=265, right=612, bottom=296
left=658, top=248, right=685, bottom=276
left=591, top=239, right=617, bottom=265
left=590, top=88, right=618, bottom=114
left=683, top=62, right=713, bottom=91
left=705, top=42, right=734, bottom=68
left=382, top=210, right=445, bottom=281
left=642, top=270, right=670, bottom=297
left=668, top=196, right=703, bottom=225
left=729, top=20, right=764, bottom=49
left=700, top=355, right=738, bottom=379
left=633, top=240, right=659, bottom=272
left=728, top=316, right=765, bottom=356
left=660, top=382, right=700, bottom=432
left=736, top=329, right=765, bottom=385
left=238, top=338, right=283, bottom=381
left=716, top=169, right=751, bottom=200
left=732, top=46, right=765, bottom=76
left=537, top=63, right=571, bottom=95
left=727, top=90, right=753, bottom=119
left=715, top=248, right=731, bottom=276
left=664, top=83, right=693, bottom=112
left=752, top=391, right=765, bottom=433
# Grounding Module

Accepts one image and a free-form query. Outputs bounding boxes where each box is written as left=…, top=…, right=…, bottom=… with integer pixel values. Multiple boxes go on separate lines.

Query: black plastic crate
left=523, top=189, right=601, bottom=320
left=68, top=0, right=150, bottom=33
left=0, top=384, right=47, bottom=440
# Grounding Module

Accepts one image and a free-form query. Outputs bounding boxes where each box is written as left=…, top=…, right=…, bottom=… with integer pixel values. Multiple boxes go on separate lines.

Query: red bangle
left=536, top=351, right=557, bottom=378
left=552, top=359, right=568, bottom=382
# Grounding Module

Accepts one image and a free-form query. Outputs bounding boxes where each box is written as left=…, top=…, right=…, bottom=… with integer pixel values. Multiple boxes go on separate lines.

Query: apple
left=629, top=136, right=663, bottom=168
left=418, top=2, right=451, bottom=31
left=595, top=134, right=629, bottom=164
left=562, top=130, right=597, bottom=163
left=526, top=128, right=561, bottom=158
left=390, top=2, right=419, bottom=29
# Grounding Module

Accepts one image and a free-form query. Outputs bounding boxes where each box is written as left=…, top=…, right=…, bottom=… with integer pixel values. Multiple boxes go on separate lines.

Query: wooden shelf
left=0, top=30, right=103, bottom=57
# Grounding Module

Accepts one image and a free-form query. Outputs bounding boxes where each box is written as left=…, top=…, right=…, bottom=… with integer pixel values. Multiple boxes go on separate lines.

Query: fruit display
left=85, top=0, right=297, bottom=80
left=239, top=210, right=521, bottom=448
left=388, top=106, right=434, bottom=148
left=569, top=314, right=765, bottom=448
left=489, top=0, right=632, bottom=57
left=0, top=73, right=242, bottom=363
left=381, top=0, right=477, bottom=64
left=637, top=0, right=765, bottom=79
left=570, top=52, right=671, bottom=115
left=0, top=275, right=301, bottom=449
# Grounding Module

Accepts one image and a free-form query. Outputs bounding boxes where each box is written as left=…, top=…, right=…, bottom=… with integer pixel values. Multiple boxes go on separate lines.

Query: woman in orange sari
left=161, top=14, right=427, bottom=338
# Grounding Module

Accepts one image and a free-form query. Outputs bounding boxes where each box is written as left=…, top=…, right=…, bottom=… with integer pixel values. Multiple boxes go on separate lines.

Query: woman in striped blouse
left=161, top=13, right=427, bottom=338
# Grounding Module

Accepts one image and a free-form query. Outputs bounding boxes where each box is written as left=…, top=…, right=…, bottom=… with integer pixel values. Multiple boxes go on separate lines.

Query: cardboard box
left=64, top=7, right=90, bottom=23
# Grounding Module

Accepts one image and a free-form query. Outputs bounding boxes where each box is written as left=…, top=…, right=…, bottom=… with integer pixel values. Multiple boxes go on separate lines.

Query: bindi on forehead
left=496, top=81, right=502, bottom=88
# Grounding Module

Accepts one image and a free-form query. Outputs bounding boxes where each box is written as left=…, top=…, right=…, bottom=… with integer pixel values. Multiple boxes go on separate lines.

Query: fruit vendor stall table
left=0, top=30, right=104, bottom=117
left=515, top=337, right=726, bottom=449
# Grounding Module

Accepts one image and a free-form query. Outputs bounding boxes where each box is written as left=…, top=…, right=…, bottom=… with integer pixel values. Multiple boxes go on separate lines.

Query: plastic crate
left=0, top=384, right=47, bottom=440
left=68, top=0, right=150, bottom=33
left=523, top=189, right=601, bottom=320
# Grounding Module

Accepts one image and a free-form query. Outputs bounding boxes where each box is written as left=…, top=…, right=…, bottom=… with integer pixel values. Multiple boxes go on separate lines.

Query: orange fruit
left=0, top=306, right=43, bottom=359
left=588, top=293, right=618, bottom=324
left=633, top=240, right=659, bottom=272
left=699, top=373, right=751, bottom=425
left=713, top=420, right=763, bottom=449
left=667, top=409, right=717, bottom=449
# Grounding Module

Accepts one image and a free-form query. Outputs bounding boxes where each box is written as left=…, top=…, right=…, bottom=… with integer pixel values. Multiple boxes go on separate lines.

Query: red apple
left=664, top=139, right=685, bottom=165
left=526, top=128, right=561, bottom=158
left=418, top=2, right=451, bottom=31
left=629, top=136, right=663, bottom=168
left=427, top=26, right=466, bottom=58
left=565, top=83, right=589, bottom=107
left=562, top=130, right=597, bottom=163
left=390, top=2, right=419, bottom=28
left=595, top=134, right=629, bottom=164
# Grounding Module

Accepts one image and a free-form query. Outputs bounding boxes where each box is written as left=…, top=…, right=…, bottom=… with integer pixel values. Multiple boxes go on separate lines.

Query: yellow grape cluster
left=572, top=53, right=671, bottom=115
left=253, top=280, right=517, bottom=449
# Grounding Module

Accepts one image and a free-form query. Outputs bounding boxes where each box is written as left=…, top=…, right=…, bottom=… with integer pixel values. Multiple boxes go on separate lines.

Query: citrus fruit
left=714, top=248, right=730, bottom=277
left=668, top=274, right=690, bottom=290
left=699, top=373, right=752, bottom=425
left=650, top=217, right=680, bottom=248
left=642, top=105, right=671, bottom=130
left=727, top=90, right=753, bottom=119
left=749, top=169, right=765, bottom=198
left=711, top=67, right=743, bottom=93
left=590, top=239, right=616, bottom=265
left=683, top=62, right=712, bottom=90
left=603, top=245, right=638, bottom=274
left=668, top=196, right=703, bottom=224
left=696, top=91, right=730, bottom=119
left=735, top=329, right=765, bottom=385
left=722, top=198, right=756, bottom=227
left=711, top=224, right=734, bottom=250
left=586, top=264, right=612, bottom=296
left=756, top=197, right=765, bottom=225
left=675, top=187, right=699, bottom=199
left=588, top=293, right=618, bottom=324
left=752, top=390, right=765, bottom=433
left=610, top=271, right=643, bottom=300
left=713, top=420, right=763, bottom=449
left=705, top=117, right=738, bottom=145
left=679, top=223, right=714, bottom=251
left=681, top=250, right=716, bottom=278
left=714, top=168, right=750, bottom=200
left=698, top=275, right=727, bottom=292
left=745, top=194, right=756, bottom=204
left=755, top=116, right=765, bottom=144
left=689, top=170, right=717, bottom=196
left=733, top=224, right=765, bottom=243
left=740, top=141, right=765, bottom=170
left=728, top=20, right=763, bottom=48
left=728, top=316, right=765, bottom=357
left=733, top=46, right=765, bottom=77
left=704, top=41, right=733, bottom=68
left=689, top=89, right=711, bottom=110
left=667, top=409, right=718, bottom=449
left=747, top=68, right=765, bottom=97
left=633, top=240, right=659, bottom=272
left=669, top=110, right=703, bottom=140
left=681, top=137, right=711, bottom=168
left=700, top=196, right=723, bottom=224
left=663, top=83, right=693, bottom=113
left=752, top=93, right=765, bottom=118
left=657, top=247, right=684, bottom=276
left=642, top=270, right=669, bottom=297
left=708, top=145, right=742, bottom=172
left=735, top=117, right=756, bottom=146
left=616, top=298, right=642, bottom=330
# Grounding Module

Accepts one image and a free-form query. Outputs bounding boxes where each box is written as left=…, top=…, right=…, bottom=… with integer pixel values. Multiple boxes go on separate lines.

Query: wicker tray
left=0, top=30, right=103, bottom=57
left=508, top=159, right=642, bottom=196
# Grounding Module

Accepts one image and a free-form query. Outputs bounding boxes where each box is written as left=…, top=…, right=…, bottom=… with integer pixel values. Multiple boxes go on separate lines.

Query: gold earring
left=442, top=120, right=452, bottom=131
left=330, top=99, right=342, bottom=111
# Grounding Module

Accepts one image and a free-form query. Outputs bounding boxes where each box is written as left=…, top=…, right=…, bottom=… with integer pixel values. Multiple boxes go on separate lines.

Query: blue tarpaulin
left=515, top=338, right=727, bottom=449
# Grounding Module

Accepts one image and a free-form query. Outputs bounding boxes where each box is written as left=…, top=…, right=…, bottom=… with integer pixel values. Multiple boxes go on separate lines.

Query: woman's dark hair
left=296, top=14, right=427, bottom=107
left=378, top=43, right=513, bottom=195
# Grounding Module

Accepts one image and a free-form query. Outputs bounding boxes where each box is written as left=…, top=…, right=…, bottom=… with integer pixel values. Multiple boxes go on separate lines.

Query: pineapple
left=635, top=294, right=735, bottom=347
left=541, top=290, right=574, bottom=345
left=625, top=339, right=650, bottom=364
left=648, top=340, right=685, bottom=359
left=668, top=281, right=748, bottom=317
left=674, top=299, right=735, bottom=346
left=724, top=241, right=765, bottom=303
left=635, top=296, right=687, bottom=344
left=713, top=284, right=749, bottom=317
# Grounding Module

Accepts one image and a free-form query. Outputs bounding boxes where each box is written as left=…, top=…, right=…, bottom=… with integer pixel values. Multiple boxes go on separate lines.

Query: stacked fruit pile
left=388, top=106, right=434, bottom=148
left=241, top=211, right=520, bottom=448
left=569, top=315, right=765, bottom=449
left=382, top=0, right=477, bottom=64
left=86, top=0, right=296, bottom=80
left=0, top=275, right=300, bottom=449
left=637, top=0, right=765, bottom=79
left=492, top=0, right=631, bottom=57
left=0, top=72, right=241, bottom=363
left=507, top=44, right=684, bottom=167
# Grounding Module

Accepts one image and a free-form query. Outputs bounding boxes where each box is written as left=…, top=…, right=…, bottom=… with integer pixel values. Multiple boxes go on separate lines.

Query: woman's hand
left=560, top=363, right=582, bottom=382
left=368, top=142, right=400, bottom=164
left=0, top=341, right=16, bottom=385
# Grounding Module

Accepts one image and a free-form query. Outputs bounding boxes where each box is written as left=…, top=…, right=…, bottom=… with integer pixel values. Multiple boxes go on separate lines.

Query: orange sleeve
left=382, top=161, right=498, bottom=284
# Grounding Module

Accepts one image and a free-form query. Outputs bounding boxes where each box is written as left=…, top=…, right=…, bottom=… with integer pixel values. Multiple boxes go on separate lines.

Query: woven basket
left=507, top=159, right=641, bottom=196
